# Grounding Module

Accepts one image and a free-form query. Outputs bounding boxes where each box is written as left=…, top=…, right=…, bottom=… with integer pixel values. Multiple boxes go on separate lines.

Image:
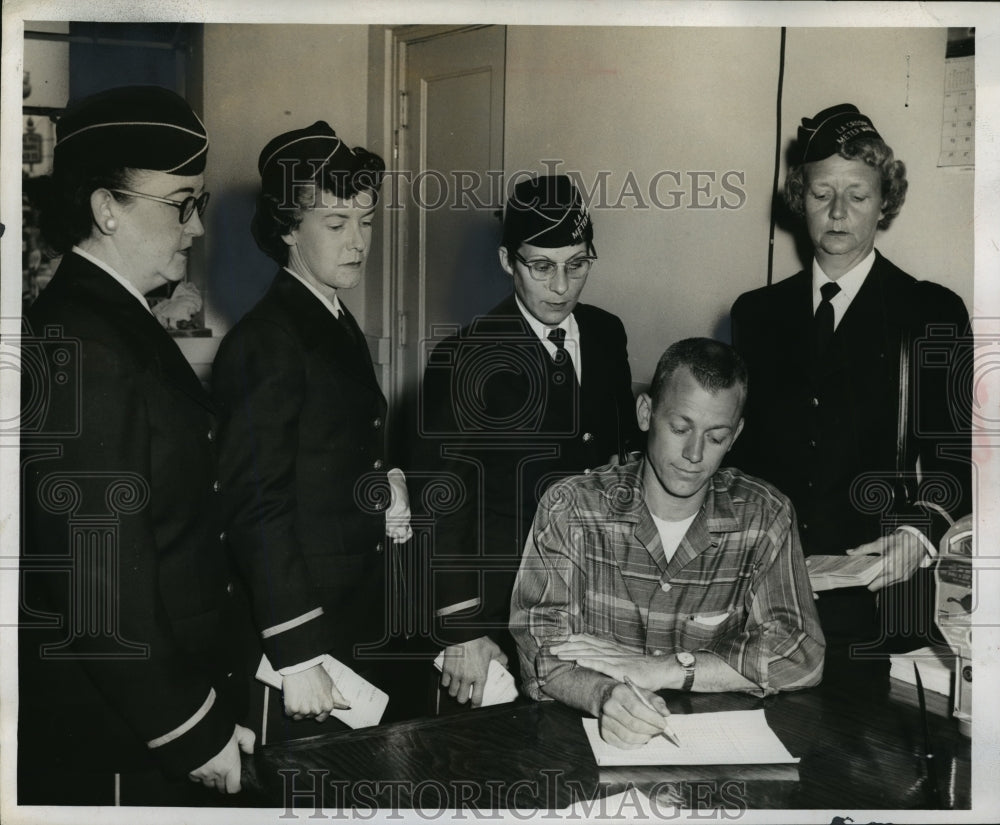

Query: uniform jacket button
left=373, top=458, right=384, bottom=470
left=218, top=531, right=227, bottom=542
left=375, top=541, right=384, bottom=553
left=582, top=432, right=594, bottom=443
left=212, top=480, right=221, bottom=493
left=372, top=417, right=383, bottom=430
left=226, top=581, right=234, bottom=595
left=207, top=429, right=215, bottom=442
left=810, top=397, right=820, bottom=407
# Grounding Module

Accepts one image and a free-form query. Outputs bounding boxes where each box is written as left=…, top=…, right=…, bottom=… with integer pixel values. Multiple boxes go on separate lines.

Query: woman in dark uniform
left=19, top=85, right=253, bottom=805
left=213, top=121, right=416, bottom=742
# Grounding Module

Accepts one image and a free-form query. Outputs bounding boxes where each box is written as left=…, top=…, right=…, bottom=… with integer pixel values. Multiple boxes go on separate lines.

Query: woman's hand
left=282, top=663, right=350, bottom=721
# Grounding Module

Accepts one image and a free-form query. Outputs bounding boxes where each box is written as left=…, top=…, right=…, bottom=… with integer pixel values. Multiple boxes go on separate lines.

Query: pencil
left=623, top=676, right=680, bottom=747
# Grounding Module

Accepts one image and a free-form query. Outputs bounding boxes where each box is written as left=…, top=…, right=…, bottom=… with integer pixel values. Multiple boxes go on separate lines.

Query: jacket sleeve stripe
left=436, top=597, right=480, bottom=618
left=146, top=688, right=216, bottom=749
left=261, top=606, right=325, bottom=639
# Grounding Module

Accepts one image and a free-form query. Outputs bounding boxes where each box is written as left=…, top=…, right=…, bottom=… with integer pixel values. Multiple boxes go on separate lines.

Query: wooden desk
left=245, top=662, right=970, bottom=812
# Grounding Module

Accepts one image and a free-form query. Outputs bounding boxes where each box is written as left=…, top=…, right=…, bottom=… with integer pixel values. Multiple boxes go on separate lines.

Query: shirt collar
left=613, top=457, right=740, bottom=534
left=812, top=248, right=876, bottom=307
left=71, top=246, right=153, bottom=314
left=285, top=266, right=343, bottom=318
left=513, top=293, right=578, bottom=343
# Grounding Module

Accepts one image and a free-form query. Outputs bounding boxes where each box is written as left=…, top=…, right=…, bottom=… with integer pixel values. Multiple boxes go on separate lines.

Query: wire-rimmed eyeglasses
left=110, top=189, right=211, bottom=224
left=513, top=252, right=596, bottom=281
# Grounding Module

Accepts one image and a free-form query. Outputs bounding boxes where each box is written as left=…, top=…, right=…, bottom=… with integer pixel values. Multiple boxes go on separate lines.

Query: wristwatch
left=676, top=651, right=696, bottom=691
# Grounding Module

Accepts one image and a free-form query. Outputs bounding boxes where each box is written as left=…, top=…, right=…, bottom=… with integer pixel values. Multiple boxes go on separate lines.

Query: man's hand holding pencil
left=595, top=677, right=678, bottom=749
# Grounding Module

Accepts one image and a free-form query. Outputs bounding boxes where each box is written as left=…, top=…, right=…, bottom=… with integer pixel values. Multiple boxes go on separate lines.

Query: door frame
left=375, top=24, right=500, bottom=413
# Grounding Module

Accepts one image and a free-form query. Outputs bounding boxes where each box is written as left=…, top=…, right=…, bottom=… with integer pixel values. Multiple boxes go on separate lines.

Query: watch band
left=677, top=652, right=696, bottom=691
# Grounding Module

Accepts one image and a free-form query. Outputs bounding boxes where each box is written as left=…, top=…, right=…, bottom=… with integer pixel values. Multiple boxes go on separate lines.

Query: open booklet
left=805, top=553, right=883, bottom=591
left=433, top=651, right=519, bottom=706
left=255, top=653, right=389, bottom=729
left=582, top=709, right=799, bottom=766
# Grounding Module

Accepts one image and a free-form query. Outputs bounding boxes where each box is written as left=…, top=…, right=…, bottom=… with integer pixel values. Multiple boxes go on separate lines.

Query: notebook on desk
left=582, top=709, right=799, bottom=766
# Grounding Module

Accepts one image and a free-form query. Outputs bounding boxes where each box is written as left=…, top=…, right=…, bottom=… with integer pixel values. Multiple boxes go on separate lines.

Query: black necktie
left=547, top=327, right=578, bottom=388
left=815, top=282, right=841, bottom=355
left=548, top=328, right=569, bottom=366
left=337, top=308, right=364, bottom=350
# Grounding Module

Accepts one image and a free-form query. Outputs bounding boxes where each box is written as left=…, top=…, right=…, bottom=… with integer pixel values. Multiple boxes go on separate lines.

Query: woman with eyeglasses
left=20, top=85, right=254, bottom=805
left=414, top=174, right=641, bottom=710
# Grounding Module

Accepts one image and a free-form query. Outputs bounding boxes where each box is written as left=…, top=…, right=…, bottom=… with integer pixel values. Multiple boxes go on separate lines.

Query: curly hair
left=251, top=148, right=385, bottom=264
left=784, top=136, right=907, bottom=230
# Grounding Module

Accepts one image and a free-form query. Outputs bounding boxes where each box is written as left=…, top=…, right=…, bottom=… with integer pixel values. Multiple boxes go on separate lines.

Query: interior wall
left=503, top=26, right=974, bottom=386
left=201, top=24, right=370, bottom=335
left=504, top=26, right=786, bottom=385
left=196, top=24, right=973, bottom=386
left=776, top=28, right=972, bottom=310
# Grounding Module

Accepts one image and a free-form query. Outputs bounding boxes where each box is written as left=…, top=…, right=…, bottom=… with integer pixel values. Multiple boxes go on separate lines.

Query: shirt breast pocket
left=680, top=609, right=743, bottom=650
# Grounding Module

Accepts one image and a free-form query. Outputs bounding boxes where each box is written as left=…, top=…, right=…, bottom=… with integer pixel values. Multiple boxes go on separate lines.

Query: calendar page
left=939, top=55, right=974, bottom=167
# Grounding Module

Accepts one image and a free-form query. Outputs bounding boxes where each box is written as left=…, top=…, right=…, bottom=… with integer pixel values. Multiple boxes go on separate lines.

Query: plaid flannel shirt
left=510, top=459, right=825, bottom=698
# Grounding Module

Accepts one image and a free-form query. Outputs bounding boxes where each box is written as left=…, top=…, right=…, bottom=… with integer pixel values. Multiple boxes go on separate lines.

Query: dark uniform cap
left=502, top=174, right=594, bottom=250
left=257, top=120, right=384, bottom=197
left=797, top=103, right=882, bottom=165
left=55, top=85, right=208, bottom=175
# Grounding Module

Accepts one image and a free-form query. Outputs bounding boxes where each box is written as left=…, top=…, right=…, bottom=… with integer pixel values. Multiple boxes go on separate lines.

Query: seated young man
left=509, top=338, right=825, bottom=748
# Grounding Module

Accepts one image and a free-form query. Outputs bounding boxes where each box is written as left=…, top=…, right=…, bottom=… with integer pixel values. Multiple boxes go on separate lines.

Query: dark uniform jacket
left=19, top=252, right=244, bottom=789
left=416, top=295, right=640, bottom=656
left=730, top=251, right=972, bottom=643
left=213, top=270, right=392, bottom=674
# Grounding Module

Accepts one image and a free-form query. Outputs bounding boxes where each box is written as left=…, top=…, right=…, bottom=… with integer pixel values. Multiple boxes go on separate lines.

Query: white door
left=392, top=25, right=507, bottom=455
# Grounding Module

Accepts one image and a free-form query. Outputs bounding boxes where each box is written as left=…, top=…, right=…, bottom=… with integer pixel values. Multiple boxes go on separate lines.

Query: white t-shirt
left=650, top=512, right=698, bottom=565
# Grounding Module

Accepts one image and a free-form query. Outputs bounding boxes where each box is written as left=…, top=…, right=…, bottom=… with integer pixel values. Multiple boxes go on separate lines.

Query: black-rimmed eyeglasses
left=513, top=252, right=596, bottom=281
left=110, top=189, right=211, bottom=224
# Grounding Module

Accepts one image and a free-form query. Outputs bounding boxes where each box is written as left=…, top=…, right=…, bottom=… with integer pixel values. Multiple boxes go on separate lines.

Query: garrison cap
left=257, top=120, right=384, bottom=199
left=55, top=85, right=208, bottom=175
left=797, top=103, right=882, bottom=165
left=502, top=175, right=594, bottom=250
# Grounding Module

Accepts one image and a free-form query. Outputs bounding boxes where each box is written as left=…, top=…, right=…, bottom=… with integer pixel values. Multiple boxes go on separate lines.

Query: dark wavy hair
left=784, top=136, right=907, bottom=230
left=35, top=166, right=141, bottom=256
left=251, top=148, right=385, bottom=264
left=649, top=337, right=748, bottom=415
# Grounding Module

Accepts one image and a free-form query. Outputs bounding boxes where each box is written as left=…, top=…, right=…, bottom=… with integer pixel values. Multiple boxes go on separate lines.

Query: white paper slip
left=255, top=653, right=389, bottom=729
left=582, top=709, right=799, bottom=766
left=889, top=646, right=955, bottom=696
left=433, top=651, right=520, bottom=706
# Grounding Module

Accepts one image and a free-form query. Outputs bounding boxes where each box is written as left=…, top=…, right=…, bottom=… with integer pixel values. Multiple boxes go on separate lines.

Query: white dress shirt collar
left=71, top=246, right=153, bottom=314
left=812, top=248, right=876, bottom=330
left=513, top=293, right=582, bottom=381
